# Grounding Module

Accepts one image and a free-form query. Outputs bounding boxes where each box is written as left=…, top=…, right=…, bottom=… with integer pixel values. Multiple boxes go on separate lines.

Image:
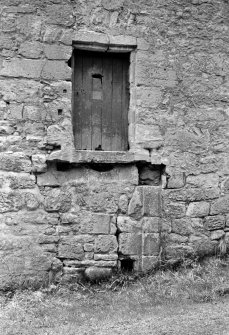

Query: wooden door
left=72, top=50, right=129, bottom=151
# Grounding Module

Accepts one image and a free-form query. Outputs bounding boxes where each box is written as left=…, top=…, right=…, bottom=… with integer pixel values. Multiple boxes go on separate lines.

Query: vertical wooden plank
left=91, top=55, right=102, bottom=150
left=81, top=54, right=92, bottom=150
left=73, top=52, right=83, bottom=149
left=111, top=56, right=123, bottom=151
left=122, top=57, right=129, bottom=150
left=101, top=55, right=113, bottom=151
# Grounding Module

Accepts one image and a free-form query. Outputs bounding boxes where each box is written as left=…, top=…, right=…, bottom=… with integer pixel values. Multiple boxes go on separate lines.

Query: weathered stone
left=143, top=233, right=160, bottom=256
left=9, top=103, right=23, bottom=120
left=0, top=191, right=25, bottom=213
left=44, top=188, right=72, bottom=213
left=1, top=210, right=59, bottom=226
left=143, top=186, right=161, bottom=216
left=84, top=267, right=112, bottom=282
left=8, top=173, right=36, bottom=189
left=164, top=188, right=220, bottom=202
left=94, top=254, right=118, bottom=261
left=85, top=213, right=111, bottom=235
left=163, top=201, right=186, bottom=218
left=46, top=124, right=63, bottom=146
left=23, top=106, right=41, bottom=121
left=117, top=216, right=141, bottom=233
left=94, top=235, right=118, bottom=254
left=204, top=215, right=225, bottom=230
left=172, top=218, right=194, bottom=236
left=142, top=217, right=160, bottom=233
left=25, top=192, right=41, bottom=210
left=0, top=59, right=44, bottom=78
left=44, top=44, right=71, bottom=60
left=37, top=167, right=85, bottom=187
left=135, top=123, right=163, bottom=148
left=128, top=187, right=143, bottom=219
left=31, top=154, right=47, bottom=173
left=46, top=4, right=75, bottom=26
left=41, top=61, right=71, bottom=80
left=210, top=230, right=225, bottom=241
left=84, top=243, right=94, bottom=252
left=221, top=178, right=229, bottom=195
left=18, top=41, right=43, bottom=59
left=118, top=194, right=129, bottom=213
left=60, top=213, right=79, bottom=224
left=58, top=237, right=84, bottom=259
left=119, top=233, right=142, bottom=255
left=167, top=233, right=188, bottom=243
left=167, top=173, right=185, bottom=189
left=210, top=195, right=229, bottom=215
left=186, top=173, right=219, bottom=189
left=0, top=121, right=14, bottom=135
left=0, top=152, right=31, bottom=172
left=186, top=201, right=210, bottom=217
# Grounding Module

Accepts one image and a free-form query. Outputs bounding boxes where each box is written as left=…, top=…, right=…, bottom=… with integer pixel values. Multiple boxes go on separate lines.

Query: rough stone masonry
left=0, top=0, right=229, bottom=289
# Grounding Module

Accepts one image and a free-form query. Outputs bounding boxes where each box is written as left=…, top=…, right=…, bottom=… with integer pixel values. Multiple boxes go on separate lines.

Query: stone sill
left=47, top=149, right=151, bottom=164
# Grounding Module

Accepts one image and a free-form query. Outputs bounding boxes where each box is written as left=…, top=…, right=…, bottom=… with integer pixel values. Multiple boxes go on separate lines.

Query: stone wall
left=0, top=0, right=229, bottom=289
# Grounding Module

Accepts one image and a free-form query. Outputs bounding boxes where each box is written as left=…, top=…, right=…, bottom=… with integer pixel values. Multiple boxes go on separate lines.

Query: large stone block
left=143, top=186, right=161, bottom=216
left=84, top=267, right=112, bottom=282
left=186, top=173, right=219, bottom=189
left=76, top=182, right=129, bottom=214
left=142, top=217, right=160, bottom=233
left=135, top=124, right=163, bottom=148
left=119, top=233, right=142, bottom=255
left=0, top=152, right=31, bottom=172
left=172, top=218, right=194, bottom=236
left=210, top=195, right=229, bottom=215
left=210, top=230, right=225, bottom=240
left=143, top=233, right=160, bottom=256
left=128, top=187, right=143, bottom=219
left=0, top=59, right=44, bottom=78
left=0, top=191, right=25, bottom=213
left=204, top=215, right=225, bottom=230
left=18, top=41, right=43, bottom=59
left=46, top=4, right=75, bottom=26
left=167, top=172, right=185, bottom=189
left=163, top=201, right=186, bottom=218
left=44, top=44, right=71, bottom=60
left=117, top=216, right=141, bottom=233
left=8, top=173, right=36, bottom=189
left=164, top=188, right=220, bottom=202
left=118, top=194, right=129, bottom=213
left=186, top=201, right=210, bottom=217
left=58, top=237, right=84, bottom=259
left=94, top=235, right=118, bottom=254
left=44, top=188, right=72, bottom=213
left=80, top=212, right=111, bottom=235
left=46, top=124, right=63, bottom=146
left=41, top=61, right=71, bottom=80
left=31, top=154, right=47, bottom=173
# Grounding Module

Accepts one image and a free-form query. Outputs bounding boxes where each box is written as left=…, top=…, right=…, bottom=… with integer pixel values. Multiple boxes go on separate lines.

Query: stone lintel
left=47, top=149, right=151, bottom=164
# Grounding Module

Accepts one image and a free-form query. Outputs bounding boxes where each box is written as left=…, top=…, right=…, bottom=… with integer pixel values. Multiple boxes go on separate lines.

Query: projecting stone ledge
left=47, top=149, right=151, bottom=164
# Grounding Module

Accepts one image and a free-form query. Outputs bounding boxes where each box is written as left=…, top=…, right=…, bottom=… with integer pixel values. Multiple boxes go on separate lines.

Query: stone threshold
left=47, top=149, right=151, bottom=164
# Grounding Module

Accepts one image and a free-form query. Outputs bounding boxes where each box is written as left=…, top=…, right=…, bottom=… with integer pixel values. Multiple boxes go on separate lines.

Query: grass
left=1, top=256, right=229, bottom=335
